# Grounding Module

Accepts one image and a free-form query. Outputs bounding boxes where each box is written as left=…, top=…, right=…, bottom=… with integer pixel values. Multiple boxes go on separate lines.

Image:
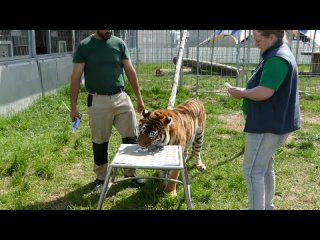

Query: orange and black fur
left=137, top=98, right=206, bottom=196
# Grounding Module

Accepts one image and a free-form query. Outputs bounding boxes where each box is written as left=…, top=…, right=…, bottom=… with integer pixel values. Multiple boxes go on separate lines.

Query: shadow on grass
left=18, top=177, right=186, bottom=210
left=18, top=182, right=99, bottom=210
left=103, top=177, right=187, bottom=210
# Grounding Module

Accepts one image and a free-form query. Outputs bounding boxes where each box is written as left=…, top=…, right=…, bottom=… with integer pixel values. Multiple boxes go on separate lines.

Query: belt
left=88, top=87, right=124, bottom=96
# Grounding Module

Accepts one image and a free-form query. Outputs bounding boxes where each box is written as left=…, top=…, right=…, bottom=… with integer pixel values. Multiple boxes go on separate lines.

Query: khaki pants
left=87, top=91, right=137, bottom=179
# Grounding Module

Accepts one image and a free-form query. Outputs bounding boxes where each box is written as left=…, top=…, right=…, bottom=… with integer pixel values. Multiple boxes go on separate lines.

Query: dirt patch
left=301, top=112, right=320, bottom=124
left=219, top=111, right=319, bottom=131
left=286, top=134, right=295, bottom=143
left=69, top=163, right=85, bottom=179
left=0, top=176, right=11, bottom=195
left=42, top=193, right=70, bottom=210
left=221, top=134, right=232, bottom=139
left=279, top=166, right=320, bottom=209
left=218, top=113, right=245, bottom=131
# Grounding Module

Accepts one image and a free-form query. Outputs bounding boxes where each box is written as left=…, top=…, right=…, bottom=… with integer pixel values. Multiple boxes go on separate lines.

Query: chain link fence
left=121, top=30, right=320, bottom=95
left=1, top=30, right=319, bottom=94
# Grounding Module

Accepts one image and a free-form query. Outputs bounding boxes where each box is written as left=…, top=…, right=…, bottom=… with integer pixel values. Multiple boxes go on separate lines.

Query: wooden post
left=167, top=30, right=188, bottom=110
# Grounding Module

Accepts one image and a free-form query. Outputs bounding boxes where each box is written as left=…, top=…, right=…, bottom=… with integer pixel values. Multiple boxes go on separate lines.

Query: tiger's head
left=137, top=109, right=173, bottom=148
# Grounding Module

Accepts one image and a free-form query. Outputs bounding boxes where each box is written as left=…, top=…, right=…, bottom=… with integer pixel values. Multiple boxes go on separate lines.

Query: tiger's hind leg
left=192, top=129, right=206, bottom=171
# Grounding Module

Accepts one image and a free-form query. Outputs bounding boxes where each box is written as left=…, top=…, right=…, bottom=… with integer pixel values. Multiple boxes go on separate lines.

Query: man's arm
left=70, top=63, right=85, bottom=120
left=122, top=59, right=145, bottom=113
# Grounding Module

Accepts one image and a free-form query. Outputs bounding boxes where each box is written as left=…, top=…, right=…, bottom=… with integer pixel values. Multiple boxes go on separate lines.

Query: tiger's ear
left=164, top=116, right=172, bottom=125
left=142, top=109, right=151, bottom=118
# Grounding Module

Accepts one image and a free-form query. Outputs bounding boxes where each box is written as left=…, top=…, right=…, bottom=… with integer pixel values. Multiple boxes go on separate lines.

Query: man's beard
left=97, top=31, right=112, bottom=40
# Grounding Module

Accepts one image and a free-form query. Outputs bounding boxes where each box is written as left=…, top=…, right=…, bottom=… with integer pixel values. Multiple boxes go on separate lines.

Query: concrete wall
left=0, top=56, right=72, bottom=116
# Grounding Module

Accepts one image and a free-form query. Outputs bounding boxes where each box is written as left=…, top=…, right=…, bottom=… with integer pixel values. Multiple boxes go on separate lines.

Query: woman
left=228, top=30, right=301, bottom=210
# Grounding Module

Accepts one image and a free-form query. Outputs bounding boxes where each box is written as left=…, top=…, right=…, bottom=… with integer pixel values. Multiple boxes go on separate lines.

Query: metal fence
left=123, top=30, right=320, bottom=95
left=1, top=30, right=319, bottom=95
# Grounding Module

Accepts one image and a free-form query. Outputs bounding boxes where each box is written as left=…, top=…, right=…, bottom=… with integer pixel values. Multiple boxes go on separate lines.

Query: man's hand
left=70, top=108, right=81, bottom=121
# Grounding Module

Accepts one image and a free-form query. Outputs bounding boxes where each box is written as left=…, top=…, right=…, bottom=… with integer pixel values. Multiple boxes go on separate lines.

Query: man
left=70, top=30, right=145, bottom=190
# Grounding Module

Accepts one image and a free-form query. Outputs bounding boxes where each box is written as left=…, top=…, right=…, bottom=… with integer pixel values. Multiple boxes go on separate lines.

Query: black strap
left=88, top=87, right=124, bottom=95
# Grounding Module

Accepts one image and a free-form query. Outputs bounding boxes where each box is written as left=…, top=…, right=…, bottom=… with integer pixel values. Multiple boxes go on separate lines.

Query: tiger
left=137, top=98, right=206, bottom=196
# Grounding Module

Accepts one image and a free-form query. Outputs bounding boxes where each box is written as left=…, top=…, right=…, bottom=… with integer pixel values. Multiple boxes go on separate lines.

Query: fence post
left=47, top=30, right=52, bottom=54
left=29, top=30, right=36, bottom=58
left=196, top=30, right=200, bottom=95
left=72, top=30, right=76, bottom=54
left=295, top=30, right=300, bottom=64
left=210, top=31, right=216, bottom=75
left=310, top=30, right=317, bottom=72
left=135, top=30, right=139, bottom=75
left=236, top=30, right=241, bottom=87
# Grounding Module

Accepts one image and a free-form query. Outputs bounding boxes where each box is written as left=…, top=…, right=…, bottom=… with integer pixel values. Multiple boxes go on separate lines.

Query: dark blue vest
left=244, top=41, right=301, bottom=134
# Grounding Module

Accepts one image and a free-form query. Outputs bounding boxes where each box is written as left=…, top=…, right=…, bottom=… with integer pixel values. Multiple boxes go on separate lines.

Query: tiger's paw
left=165, top=190, right=177, bottom=197
left=196, top=164, right=206, bottom=172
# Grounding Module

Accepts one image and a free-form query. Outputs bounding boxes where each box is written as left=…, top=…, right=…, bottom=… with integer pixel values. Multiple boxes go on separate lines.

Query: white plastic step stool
left=97, top=144, right=192, bottom=210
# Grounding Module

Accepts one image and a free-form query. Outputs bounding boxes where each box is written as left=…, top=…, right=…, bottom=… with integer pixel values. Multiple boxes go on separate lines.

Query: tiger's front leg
left=161, top=170, right=179, bottom=196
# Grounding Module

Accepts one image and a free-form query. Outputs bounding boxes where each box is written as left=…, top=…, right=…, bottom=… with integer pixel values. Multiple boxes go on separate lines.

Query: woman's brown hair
left=255, top=30, right=285, bottom=40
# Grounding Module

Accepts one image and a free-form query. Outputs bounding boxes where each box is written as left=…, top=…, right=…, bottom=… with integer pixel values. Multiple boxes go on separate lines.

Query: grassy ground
left=1, top=69, right=320, bottom=210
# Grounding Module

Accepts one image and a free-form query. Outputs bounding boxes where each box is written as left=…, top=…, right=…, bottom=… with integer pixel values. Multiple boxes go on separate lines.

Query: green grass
left=1, top=65, right=320, bottom=210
